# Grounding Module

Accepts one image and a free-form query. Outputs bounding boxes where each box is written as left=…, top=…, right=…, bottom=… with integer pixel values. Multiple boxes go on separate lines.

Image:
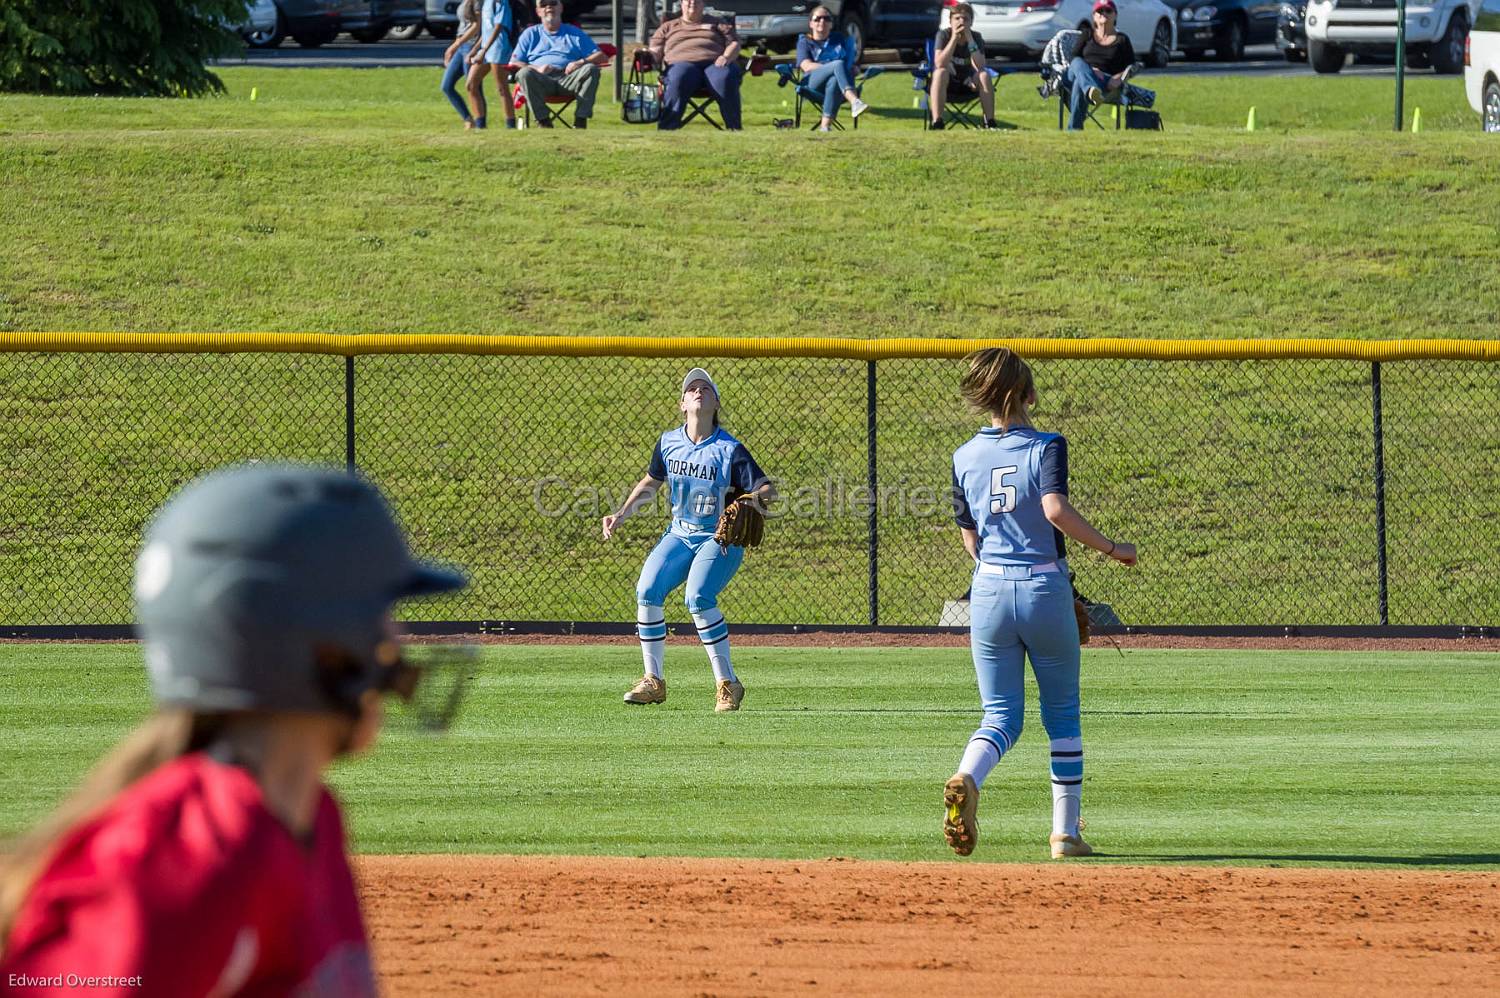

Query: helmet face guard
left=135, top=464, right=468, bottom=718
left=386, top=644, right=479, bottom=733
left=318, top=639, right=477, bottom=733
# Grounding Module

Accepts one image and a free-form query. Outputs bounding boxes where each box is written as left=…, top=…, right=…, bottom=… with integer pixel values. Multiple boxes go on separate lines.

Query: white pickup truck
left=1468, top=0, right=1500, bottom=129
left=1303, top=0, right=1476, bottom=73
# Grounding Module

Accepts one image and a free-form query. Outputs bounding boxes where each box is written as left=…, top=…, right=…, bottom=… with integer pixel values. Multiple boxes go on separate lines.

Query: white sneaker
left=849, top=97, right=869, bottom=119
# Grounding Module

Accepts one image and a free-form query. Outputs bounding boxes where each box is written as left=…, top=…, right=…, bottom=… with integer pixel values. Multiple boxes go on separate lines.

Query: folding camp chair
left=627, top=49, right=768, bottom=129
left=912, top=36, right=1000, bottom=130
left=1037, top=29, right=1160, bottom=131
left=510, top=43, right=618, bottom=128
left=773, top=61, right=884, bottom=130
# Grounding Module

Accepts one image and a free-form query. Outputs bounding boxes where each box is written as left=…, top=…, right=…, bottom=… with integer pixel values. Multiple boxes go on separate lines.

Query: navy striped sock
left=1050, top=736, right=1083, bottom=836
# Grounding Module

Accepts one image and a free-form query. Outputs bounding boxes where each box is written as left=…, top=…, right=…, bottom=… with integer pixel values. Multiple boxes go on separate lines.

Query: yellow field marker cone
left=1411, top=107, right=1422, bottom=133
left=1246, top=106, right=1256, bottom=131
left=250, top=87, right=258, bottom=102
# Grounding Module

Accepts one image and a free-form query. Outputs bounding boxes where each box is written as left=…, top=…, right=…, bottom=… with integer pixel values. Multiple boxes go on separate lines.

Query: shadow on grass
left=1107, top=852, right=1500, bottom=867
left=754, top=707, right=974, bottom=714
left=753, top=708, right=1297, bottom=716
left=869, top=106, right=1022, bottom=130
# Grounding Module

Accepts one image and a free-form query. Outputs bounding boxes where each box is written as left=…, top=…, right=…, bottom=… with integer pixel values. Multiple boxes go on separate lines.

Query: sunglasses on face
left=811, top=15, right=831, bottom=21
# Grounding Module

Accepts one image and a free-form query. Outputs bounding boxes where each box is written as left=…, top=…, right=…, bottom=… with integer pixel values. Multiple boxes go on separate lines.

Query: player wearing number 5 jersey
left=603, top=368, right=774, bottom=712
left=944, top=349, right=1138, bottom=859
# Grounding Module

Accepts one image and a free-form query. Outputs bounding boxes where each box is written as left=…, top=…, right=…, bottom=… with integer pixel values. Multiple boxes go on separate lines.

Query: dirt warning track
left=358, top=855, right=1498, bottom=996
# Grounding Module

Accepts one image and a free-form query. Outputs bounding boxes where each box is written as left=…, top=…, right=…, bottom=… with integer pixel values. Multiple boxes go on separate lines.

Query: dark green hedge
left=1, top=1, right=249, bottom=96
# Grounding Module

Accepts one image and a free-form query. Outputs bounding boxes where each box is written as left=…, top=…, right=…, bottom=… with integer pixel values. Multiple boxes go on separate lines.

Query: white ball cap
left=681, top=367, right=720, bottom=402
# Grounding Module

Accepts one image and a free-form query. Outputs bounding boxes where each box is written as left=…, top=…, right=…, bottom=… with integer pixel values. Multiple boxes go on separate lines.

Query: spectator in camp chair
left=1061, top=1, right=1142, bottom=130
left=649, top=0, right=744, bottom=130
left=928, top=3, right=998, bottom=130
left=510, top=0, right=613, bottom=128
left=793, top=6, right=871, bottom=131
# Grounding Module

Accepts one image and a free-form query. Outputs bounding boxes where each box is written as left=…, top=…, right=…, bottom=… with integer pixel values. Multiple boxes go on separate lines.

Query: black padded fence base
left=5, top=622, right=1496, bottom=641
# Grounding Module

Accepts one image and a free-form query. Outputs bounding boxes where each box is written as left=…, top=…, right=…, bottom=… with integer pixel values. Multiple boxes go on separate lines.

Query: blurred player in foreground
left=602, top=368, right=773, bottom=712
left=0, top=464, right=467, bottom=995
left=946, top=349, right=1138, bottom=859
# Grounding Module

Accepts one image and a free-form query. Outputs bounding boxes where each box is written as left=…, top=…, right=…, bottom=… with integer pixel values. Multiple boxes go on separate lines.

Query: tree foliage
left=1, top=1, right=250, bottom=96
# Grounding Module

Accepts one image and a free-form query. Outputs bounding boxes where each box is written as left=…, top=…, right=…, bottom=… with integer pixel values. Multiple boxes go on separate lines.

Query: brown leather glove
left=713, top=491, right=766, bottom=553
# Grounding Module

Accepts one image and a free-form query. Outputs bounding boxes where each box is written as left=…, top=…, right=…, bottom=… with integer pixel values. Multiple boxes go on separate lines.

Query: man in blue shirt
left=511, top=0, right=611, bottom=128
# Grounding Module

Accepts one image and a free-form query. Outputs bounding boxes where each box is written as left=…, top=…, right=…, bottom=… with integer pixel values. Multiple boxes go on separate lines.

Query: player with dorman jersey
left=945, top=349, right=1138, bottom=859
left=602, top=368, right=774, bottom=713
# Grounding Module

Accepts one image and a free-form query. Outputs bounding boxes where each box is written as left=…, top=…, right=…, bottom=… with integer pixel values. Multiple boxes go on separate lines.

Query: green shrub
left=0, top=1, right=249, bottom=96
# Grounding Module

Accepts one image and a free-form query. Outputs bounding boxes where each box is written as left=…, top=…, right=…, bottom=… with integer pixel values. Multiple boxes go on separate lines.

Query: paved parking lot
left=225, top=24, right=1435, bottom=78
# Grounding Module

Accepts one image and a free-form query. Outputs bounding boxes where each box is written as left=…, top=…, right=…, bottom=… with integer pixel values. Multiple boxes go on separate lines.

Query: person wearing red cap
left=1064, top=0, right=1139, bottom=130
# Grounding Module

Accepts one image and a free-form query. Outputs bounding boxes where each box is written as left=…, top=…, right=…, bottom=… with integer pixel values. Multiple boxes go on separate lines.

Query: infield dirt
left=359, top=855, right=1498, bottom=996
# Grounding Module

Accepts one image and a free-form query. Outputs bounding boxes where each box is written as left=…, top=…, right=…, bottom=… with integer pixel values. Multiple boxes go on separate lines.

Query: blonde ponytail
left=959, top=348, right=1036, bottom=428
left=0, top=710, right=225, bottom=945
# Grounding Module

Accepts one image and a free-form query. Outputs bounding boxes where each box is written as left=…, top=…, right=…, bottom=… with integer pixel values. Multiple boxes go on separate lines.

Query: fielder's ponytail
left=960, top=348, right=1035, bottom=429
left=0, top=710, right=226, bottom=946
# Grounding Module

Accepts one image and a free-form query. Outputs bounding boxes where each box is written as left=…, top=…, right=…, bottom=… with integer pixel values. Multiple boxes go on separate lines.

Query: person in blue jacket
left=796, top=6, right=870, bottom=131
left=603, top=368, right=774, bottom=713
left=945, top=348, right=1138, bottom=859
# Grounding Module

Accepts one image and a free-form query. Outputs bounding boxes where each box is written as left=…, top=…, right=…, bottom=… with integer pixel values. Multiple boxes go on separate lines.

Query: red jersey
left=2, top=753, right=375, bottom=997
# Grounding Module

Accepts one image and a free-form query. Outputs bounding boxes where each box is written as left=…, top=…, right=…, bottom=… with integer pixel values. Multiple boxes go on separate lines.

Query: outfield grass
left=1, top=68, right=1496, bottom=629
left=2, top=642, right=1496, bottom=868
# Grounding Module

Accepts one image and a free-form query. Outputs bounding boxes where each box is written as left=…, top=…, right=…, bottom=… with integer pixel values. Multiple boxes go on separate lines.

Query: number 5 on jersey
left=989, top=466, right=1019, bottom=514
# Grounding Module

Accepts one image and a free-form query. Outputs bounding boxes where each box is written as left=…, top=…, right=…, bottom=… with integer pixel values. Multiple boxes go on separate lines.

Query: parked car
left=711, top=0, right=942, bottom=63
left=941, top=0, right=1177, bottom=66
left=243, top=1, right=352, bottom=48
left=1467, top=0, right=1500, bottom=128
left=1165, top=0, right=1280, bottom=60
left=1303, top=0, right=1476, bottom=73
left=390, top=0, right=452, bottom=38
left=237, top=0, right=281, bottom=44
left=395, top=0, right=577, bottom=38
left=1277, top=0, right=1308, bottom=58
left=344, top=1, right=428, bottom=42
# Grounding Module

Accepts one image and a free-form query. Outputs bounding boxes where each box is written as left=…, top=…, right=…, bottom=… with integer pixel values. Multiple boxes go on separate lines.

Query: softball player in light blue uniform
left=944, top=348, right=1137, bottom=859
left=603, top=368, right=772, bottom=712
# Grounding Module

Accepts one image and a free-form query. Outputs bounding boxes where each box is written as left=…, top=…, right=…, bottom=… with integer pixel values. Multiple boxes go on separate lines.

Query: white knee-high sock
left=691, top=609, right=735, bottom=683
left=637, top=604, right=665, bottom=679
left=958, top=727, right=1008, bottom=788
left=1050, top=736, right=1083, bottom=837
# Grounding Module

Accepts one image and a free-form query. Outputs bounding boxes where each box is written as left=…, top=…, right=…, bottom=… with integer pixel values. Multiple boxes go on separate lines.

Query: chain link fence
left=1, top=341, right=1495, bottom=630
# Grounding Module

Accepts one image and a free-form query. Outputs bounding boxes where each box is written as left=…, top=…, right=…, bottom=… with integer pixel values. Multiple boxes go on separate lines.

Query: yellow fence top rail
left=3, top=334, right=1497, bottom=362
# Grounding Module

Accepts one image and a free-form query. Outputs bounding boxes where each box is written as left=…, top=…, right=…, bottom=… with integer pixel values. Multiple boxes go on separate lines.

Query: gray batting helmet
left=133, top=463, right=467, bottom=714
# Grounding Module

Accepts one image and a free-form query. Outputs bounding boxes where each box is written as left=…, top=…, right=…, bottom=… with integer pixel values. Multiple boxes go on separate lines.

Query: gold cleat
left=1050, top=819, right=1093, bottom=858
left=623, top=675, right=666, bottom=705
left=943, top=773, right=979, bottom=856
left=714, top=679, right=744, bottom=712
